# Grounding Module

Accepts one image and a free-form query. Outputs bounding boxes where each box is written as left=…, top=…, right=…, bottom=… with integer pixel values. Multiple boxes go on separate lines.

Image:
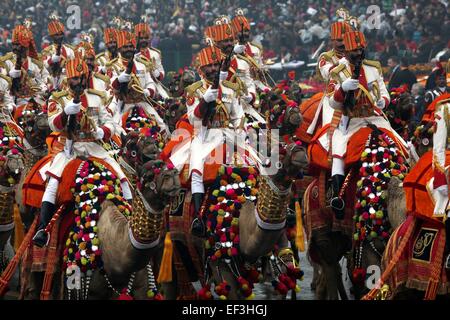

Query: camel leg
left=336, top=263, right=348, bottom=300
left=209, top=260, right=241, bottom=299
left=310, top=261, right=319, bottom=291
left=160, top=266, right=178, bottom=300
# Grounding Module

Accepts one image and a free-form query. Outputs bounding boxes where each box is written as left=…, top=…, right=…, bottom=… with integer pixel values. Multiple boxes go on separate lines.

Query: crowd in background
left=0, top=0, right=448, bottom=65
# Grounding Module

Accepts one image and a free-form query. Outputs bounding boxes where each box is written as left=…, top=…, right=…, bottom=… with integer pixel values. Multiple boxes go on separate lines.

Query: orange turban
left=11, top=25, right=38, bottom=59
left=66, top=58, right=89, bottom=79
left=134, top=23, right=151, bottom=38
left=205, top=24, right=234, bottom=43
left=343, top=31, right=367, bottom=51
left=12, top=25, right=32, bottom=47
left=330, top=21, right=351, bottom=40
left=48, top=20, right=65, bottom=36
left=117, top=30, right=136, bottom=48
left=103, top=28, right=118, bottom=44
left=75, top=42, right=96, bottom=59
left=231, top=15, right=250, bottom=34
left=197, top=46, right=223, bottom=68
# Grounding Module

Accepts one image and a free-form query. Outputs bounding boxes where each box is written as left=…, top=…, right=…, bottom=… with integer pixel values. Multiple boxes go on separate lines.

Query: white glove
left=233, top=44, right=246, bottom=54
left=219, top=71, right=229, bottom=81
left=118, top=72, right=131, bottom=83
left=51, top=54, right=61, bottom=63
left=203, top=87, right=219, bottom=103
left=376, top=99, right=386, bottom=110
left=242, top=93, right=253, bottom=104
left=436, top=185, right=449, bottom=197
left=7, top=105, right=15, bottom=113
left=341, top=78, right=359, bottom=92
left=64, top=101, right=81, bottom=115
left=94, top=127, right=105, bottom=140
left=8, top=69, right=21, bottom=79
left=144, top=88, right=153, bottom=98
left=152, top=69, right=161, bottom=79
left=99, top=65, right=108, bottom=74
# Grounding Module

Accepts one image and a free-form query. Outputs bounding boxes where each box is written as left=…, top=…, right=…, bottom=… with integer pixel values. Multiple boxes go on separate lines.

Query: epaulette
left=0, top=52, right=14, bottom=63
left=136, top=55, right=153, bottom=70
left=93, top=72, right=111, bottom=85
left=0, top=74, right=12, bottom=88
left=222, top=80, right=240, bottom=92
left=236, top=54, right=252, bottom=66
left=250, top=42, right=263, bottom=51
left=30, top=57, right=44, bottom=69
left=329, top=64, right=348, bottom=82
left=87, top=88, right=107, bottom=100
left=95, top=52, right=105, bottom=60
left=185, top=81, right=203, bottom=96
left=40, top=46, right=52, bottom=56
left=150, top=47, right=161, bottom=55
left=51, top=90, right=69, bottom=100
left=435, top=98, right=450, bottom=113
left=319, top=50, right=335, bottom=63
left=363, top=59, right=382, bottom=75
left=105, top=57, right=119, bottom=67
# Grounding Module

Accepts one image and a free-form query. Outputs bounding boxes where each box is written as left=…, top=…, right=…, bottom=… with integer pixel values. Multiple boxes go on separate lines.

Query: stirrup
left=190, top=217, right=207, bottom=238
left=330, top=197, right=345, bottom=211
left=32, top=229, right=50, bottom=248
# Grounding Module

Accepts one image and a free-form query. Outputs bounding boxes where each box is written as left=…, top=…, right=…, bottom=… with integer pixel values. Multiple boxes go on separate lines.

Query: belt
left=348, top=104, right=376, bottom=118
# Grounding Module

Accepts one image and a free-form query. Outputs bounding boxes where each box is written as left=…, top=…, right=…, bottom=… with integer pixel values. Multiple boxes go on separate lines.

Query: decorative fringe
left=295, top=200, right=305, bottom=252
left=0, top=215, right=38, bottom=297
left=13, top=204, right=24, bottom=251
left=362, top=216, right=417, bottom=300
left=424, top=280, right=439, bottom=300
left=157, top=232, right=173, bottom=283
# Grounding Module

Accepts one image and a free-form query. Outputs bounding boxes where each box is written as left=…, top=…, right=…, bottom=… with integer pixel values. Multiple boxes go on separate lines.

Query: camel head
left=137, top=159, right=181, bottom=210
left=166, top=69, right=196, bottom=98
left=20, top=106, right=51, bottom=150
left=163, top=97, right=187, bottom=132
left=411, top=120, right=434, bottom=158
left=0, top=148, right=24, bottom=187
left=386, top=86, right=415, bottom=140
left=267, top=142, right=309, bottom=188
left=121, top=130, right=162, bottom=170
left=259, top=89, right=303, bottom=136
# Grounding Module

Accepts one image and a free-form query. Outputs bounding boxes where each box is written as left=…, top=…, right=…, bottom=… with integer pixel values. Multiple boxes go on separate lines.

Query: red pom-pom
left=117, top=289, right=134, bottom=300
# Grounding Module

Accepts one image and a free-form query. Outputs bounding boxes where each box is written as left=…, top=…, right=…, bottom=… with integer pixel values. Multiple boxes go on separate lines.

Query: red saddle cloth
left=384, top=215, right=450, bottom=297
left=294, top=92, right=324, bottom=144
left=308, top=125, right=409, bottom=171
left=403, top=150, right=450, bottom=221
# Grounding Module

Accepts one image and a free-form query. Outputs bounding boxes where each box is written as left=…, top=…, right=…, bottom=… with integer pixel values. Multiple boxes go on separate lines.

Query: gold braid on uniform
left=256, top=175, right=290, bottom=225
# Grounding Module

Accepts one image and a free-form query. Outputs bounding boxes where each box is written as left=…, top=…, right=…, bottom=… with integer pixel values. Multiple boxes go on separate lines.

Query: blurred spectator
left=388, top=56, right=417, bottom=91
left=0, top=0, right=447, bottom=72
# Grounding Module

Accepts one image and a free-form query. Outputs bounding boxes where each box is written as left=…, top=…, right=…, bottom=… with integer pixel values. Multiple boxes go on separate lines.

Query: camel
left=20, top=131, right=181, bottom=299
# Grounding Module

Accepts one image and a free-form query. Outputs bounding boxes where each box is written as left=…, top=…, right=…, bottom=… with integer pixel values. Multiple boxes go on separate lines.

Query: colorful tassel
left=295, top=200, right=305, bottom=252
left=157, top=232, right=173, bottom=283
left=13, top=203, right=24, bottom=251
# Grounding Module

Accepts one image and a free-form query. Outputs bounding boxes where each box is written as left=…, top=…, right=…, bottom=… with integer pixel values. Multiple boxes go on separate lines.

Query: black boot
left=445, top=219, right=450, bottom=269
left=330, top=174, right=345, bottom=220
left=190, top=193, right=206, bottom=237
left=32, top=201, right=56, bottom=248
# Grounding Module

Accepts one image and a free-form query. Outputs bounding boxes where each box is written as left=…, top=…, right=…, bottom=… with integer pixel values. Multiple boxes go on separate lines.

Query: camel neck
left=129, top=190, right=164, bottom=245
